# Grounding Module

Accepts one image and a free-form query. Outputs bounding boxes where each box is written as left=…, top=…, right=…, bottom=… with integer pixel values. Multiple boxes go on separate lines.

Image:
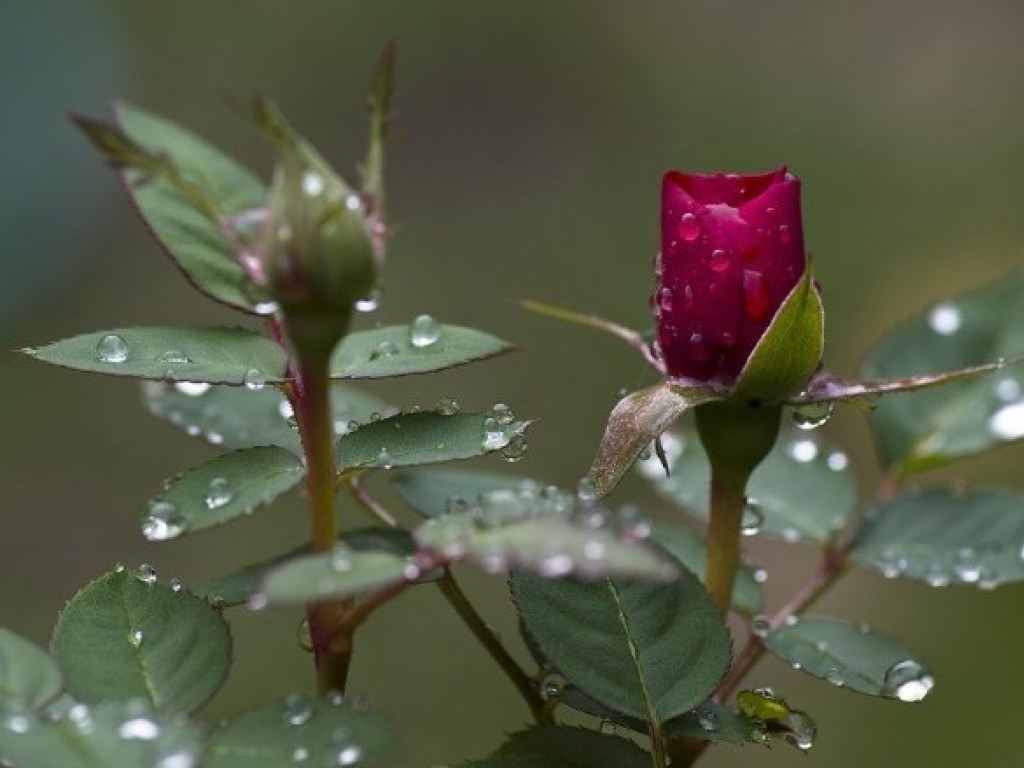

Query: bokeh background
left=3, top=2, right=1023, bottom=766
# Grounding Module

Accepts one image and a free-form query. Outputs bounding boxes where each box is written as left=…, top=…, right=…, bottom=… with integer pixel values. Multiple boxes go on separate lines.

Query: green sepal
left=732, top=262, right=824, bottom=405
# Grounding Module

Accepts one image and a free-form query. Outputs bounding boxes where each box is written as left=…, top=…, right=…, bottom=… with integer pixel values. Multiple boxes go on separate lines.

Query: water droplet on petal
left=679, top=212, right=702, bottom=241
left=742, top=269, right=771, bottom=320
left=205, top=477, right=234, bottom=510
left=142, top=501, right=185, bottom=541
left=282, top=693, right=313, bottom=726
left=408, top=314, right=442, bottom=347
left=708, top=249, right=730, bottom=273
left=136, top=563, right=157, bottom=584
left=882, top=660, right=934, bottom=702
left=792, top=401, right=834, bottom=430
left=778, top=224, right=793, bottom=243
left=96, top=334, right=129, bottom=363
left=928, top=303, right=961, bottom=335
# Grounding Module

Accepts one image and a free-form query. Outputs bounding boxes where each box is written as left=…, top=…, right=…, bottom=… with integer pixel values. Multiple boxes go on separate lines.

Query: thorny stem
left=437, top=570, right=553, bottom=725
left=292, top=354, right=354, bottom=695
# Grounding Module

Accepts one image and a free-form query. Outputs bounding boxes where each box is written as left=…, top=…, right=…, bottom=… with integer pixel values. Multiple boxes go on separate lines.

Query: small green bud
left=254, top=99, right=377, bottom=359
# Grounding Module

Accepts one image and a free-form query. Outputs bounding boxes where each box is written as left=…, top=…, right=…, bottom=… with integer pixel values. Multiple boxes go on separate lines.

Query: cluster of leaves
left=7, top=46, right=1024, bottom=768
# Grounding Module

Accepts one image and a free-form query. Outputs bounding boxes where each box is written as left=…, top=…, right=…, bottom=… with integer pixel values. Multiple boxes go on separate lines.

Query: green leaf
left=115, top=103, right=267, bottom=312
left=255, top=549, right=413, bottom=606
left=391, top=467, right=524, bottom=518
left=0, top=629, right=62, bottom=711
left=462, top=725, right=651, bottom=768
left=851, top=486, right=1024, bottom=588
left=51, top=568, right=232, bottom=713
left=141, top=381, right=389, bottom=452
left=557, top=687, right=763, bottom=745
left=511, top=569, right=731, bottom=723
left=143, top=446, right=304, bottom=541
left=23, top=327, right=287, bottom=383
left=199, top=528, right=416, bottom=608
left=641, top=427, right=856, bottom=542
left=337, top=411, right=530, bottom=472
left=0, top=700, right=202, bottom=768
left=205, top=694, right=394, bottom=768
left=732, top=265, right=825, bottom=405
left=589, top=382, right=721, bottom=499
left=330, top=324, right=512, bottom=379
left=860, top=268, right=1024, bottom=473
left=650, top=523, right=763, bottom=615
left=764, top=616, right=935, bottom=701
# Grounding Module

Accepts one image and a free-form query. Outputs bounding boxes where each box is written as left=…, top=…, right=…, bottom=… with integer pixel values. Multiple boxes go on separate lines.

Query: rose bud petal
left=656, top=168, right=807, bottom=385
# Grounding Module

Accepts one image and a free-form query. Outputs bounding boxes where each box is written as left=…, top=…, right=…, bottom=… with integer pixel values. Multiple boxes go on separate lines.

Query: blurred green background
left=3, top=2, right=1023, bottom=766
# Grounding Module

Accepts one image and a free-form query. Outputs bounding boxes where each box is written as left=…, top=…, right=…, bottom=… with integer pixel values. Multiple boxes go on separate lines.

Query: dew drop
left=882, top=660, right=934, bottom=702
left=128, top=629, right=144, bottom=648
left=778, top=224, right=793, bottom=243
left=158, top=349, right=192, bottom=365
left=537, top=551, right=574, bottom=577
left=786, top=710, right=817, bottom=751
left=142, top=501, right=185, bottom=541
left=292, top=745, right=310, bottom=762
left=355, top=286, right=382, bottom=313
left=436, top=397, right=461, bottom=416
left=118, top=715, right=160, bottom=740
left=296, top=618, right=314, bottom=652
left=205, top=477, right=234, bottom=510
left=409, top=314, right=443, bottom=348
left=96, top=334, right=129, bottom=364
left=825, top=667, right=844, bottom=686
left=787, top=438, right=818, bottom=463
left=3, top=713, right=30, bottom=734
left=376, top=448, right=393, bottom=470
left=174, top=382, right=211, bottom=397
left=792, top=401, right=834, bottom=430
left=576, top=477, right=598, bottom=505
left=539, top=673, right=564, bottom=701
left=136, top=563, right=158, bottom=584
left=481, top=417, right=507, bottom=450
left=826, top=451, right=849, bottom=471
left=243, top=368, right=266, bottom=391
left=924, top=562, right=950, bottom=588
left=750, top=614, right=771, bottom=638
left=282, top=693, right=314, bottom=726
left=254, top=300, right=280, bottom=316
left=994, top=376, right=1021, bottom=402
left=345, top=194, right=362, bottom=212
left=988, top=400, right=1024, bottom=440
left=679, top=212, right=702, bottom=241
left=487, top=403, right=515, bottom=426
left=753, top=567, right=768, bottom=584
left=742, top=269, right=771, bottom=320
left=330, top=544, right=354, bottom=572
left=329, top=744, right=363, bottom=766
left=928, top=302, right=961, bottom=335
left=301, top=170, right=324, bottom=197
left=741, top=499, right=764, bottom=537
left=697, top=708, right=718, bottom=732
left=954, top=548, right=982, bottom=583
left=370, top=340, right=399, bottom=360
left=169, top=577, right=184, bottom=593
left=500, top=433, right=528, bottom=463
left=708, top=249, right=730, bottom=273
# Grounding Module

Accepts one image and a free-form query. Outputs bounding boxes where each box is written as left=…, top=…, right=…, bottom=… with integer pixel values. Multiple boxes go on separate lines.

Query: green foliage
left=763, top=616, right=934, bottom=701
left=0, top=630, right=63, bottom=711
left=512, top=569, right=731, bottom=723
left=641, top=427, right=855, bottom=542
left=113, top=103, right=267, bottom=312
left=142, top=381, right=388, bottom=453
left=861, top=268, right=1024, bottom=473
left=330, top=324, right=512, bottom=379
left=732, top=265, right=825, bottom=405
left=0, top=700, right=202, bottom=768
left=461, top=726, right=652, bottom=768
left=851, top=486, right=1024, bottom=588
left=51, top=569, right=232, bottom=713
left=143, top=446, right=304, bottom=540
left=336, top=410, right=529, bottom=471
left=650, top=522, right=763, bottom=615
left=392, top=467, right=522, bottom=517
left=23, top=327, right=287, bottom=383
left=256, top=550, right=413, bottom=606
left=204, top=694, right=394, bottom=767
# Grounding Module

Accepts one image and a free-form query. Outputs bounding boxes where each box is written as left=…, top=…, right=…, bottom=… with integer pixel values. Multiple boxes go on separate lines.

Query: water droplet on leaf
left=174, top=382, right=211, bottom=397
left=282, top=693, right=313, bottom=726
left=792, top=401, right=834, bottom=430
left=96, top=334, right=129, bottom=363
left=136, top=563, right=157, bottom=584
left=205, top=477, right=234, bottom=510
left=244, top=368, right=266, bottom=390
left=882, top=660, right=934, bottom=702
left=142, top=501, right=185, bottom=541
left=409, top=314, right=442, bottom=347
left=436, top=397, right=460, bottom=416
left=928, top=302, right=962, bottom=335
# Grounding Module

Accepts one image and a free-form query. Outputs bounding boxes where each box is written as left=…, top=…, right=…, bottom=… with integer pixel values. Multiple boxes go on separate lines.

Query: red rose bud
left=656, top=168, right=807, bottom=384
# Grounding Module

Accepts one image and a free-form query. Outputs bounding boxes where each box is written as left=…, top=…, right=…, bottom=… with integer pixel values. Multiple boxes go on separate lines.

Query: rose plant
left=2, top=46, right=1024, bottom=768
